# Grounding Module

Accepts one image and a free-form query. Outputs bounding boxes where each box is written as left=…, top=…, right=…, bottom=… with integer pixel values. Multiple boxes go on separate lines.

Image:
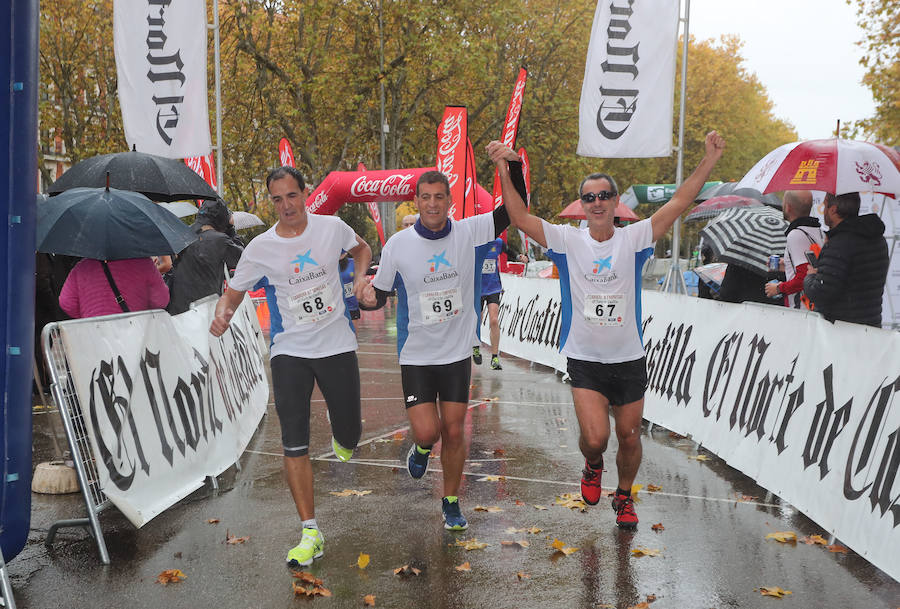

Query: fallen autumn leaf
left=651, top=523, right=665, bottom=532
left=800, top=534, right=827, bottom=545
left=455, top=538, right=489, bottom=551
left=473, top=505, right=503, bottom=513
left=827, top=544, right=849, bottom=554
left=363, top=594, right=376, bottom=606
left=476, top=475, right=506, bottom=482
left=329, top=489, right=373, bottom=497
left=224, top=530, right=249, bottom=545
left=646, top=484, right=662, bottom=493
left=356, top=552, right=370, bottom=569
left=758, top=586, right=792, bottom=598
left=501, top=540, right=529, bottom=549
left=631, top=547, right=661, bottom=557
left=688, top=454, right=710, bottom=461
left=393, top=564, right=422, bottom=576
left=156, top=569, right=186, bottom=585
left=516, top=572, right=530, bottom=580
left=765, top=531, right=798, bottom=544
left=206, top=518, right=220, bottom=524
left=455, top=561, right=471, bottom=572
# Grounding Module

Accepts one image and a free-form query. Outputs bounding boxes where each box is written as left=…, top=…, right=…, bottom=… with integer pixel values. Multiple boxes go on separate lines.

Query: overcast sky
left=688, top=0, right=875, bottom=140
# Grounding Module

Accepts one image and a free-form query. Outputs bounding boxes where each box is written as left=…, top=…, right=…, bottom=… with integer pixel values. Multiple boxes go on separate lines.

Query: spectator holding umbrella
left=764, top=190, right=825, bottom=308
left=167, top=198, right=244, bottom=315
left=38, top=186, right=196, bottom=319
left=803, top=192, right=889, bottom=327
left=59, top=257, right=169, bottom=319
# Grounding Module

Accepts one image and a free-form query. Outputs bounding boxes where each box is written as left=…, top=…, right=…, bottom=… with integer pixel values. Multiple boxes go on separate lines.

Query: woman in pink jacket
left=59, top=257, right=169, bottom=319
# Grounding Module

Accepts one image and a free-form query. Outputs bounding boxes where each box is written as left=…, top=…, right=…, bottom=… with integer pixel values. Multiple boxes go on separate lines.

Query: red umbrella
left=737, top=138, right=900, bottom=196
left=559, top=199, right=639, bottom=221
left=684, top=195, right=762, bottom=223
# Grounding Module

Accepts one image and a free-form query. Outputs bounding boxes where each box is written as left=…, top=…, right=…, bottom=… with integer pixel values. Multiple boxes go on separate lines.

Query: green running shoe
left=490, top=355, right=502, bottom=370
left=442, top=497, right=469, bottom=530
left=332, top=437, right=353, bottom=462
left=286, top=527, right=324, bottom=568
left=472, top=346, right=482, bottom=365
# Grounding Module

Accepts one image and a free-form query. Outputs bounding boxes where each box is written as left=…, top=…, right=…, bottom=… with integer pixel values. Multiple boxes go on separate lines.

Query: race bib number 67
left=583, top=293, right=625, bottom=326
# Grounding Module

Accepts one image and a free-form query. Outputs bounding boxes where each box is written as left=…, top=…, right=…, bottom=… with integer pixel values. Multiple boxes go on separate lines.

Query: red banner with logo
left=435, top=106, right=468, bottom=220
left=305, top=167, right=433, bottom=216
left=279, top=137, right=296, bottom=167
left=358, top=163, right=386, bottom=246
left=184, top=153, right=217, bottom=191
left=491, top=68, right=527, bottom=211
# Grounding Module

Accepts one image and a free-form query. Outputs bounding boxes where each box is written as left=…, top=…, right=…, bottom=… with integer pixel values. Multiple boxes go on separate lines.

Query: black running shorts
left=567, top=356, right=647, bottom=406
left=270, top=352, right=362, bottom=457
left=480, top=292, right=501, bottom=307
left=400, top=358, right=471, bottom=408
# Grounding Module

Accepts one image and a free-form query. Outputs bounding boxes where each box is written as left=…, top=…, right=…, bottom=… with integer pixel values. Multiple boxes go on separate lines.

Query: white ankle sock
left=302, top=518, right=318, bottom=531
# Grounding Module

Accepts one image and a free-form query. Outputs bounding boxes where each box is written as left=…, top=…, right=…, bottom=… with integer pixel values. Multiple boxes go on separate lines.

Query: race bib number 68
left=583, top=293, right=625, bottom=326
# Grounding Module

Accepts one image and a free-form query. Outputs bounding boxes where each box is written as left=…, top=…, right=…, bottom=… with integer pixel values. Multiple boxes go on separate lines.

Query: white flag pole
left=211, top=0, right=223, bottom=196
left=662, top=0, right=690, bottom=294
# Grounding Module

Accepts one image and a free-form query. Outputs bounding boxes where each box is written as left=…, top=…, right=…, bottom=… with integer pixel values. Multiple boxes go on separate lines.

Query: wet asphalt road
left=14, top=310, right=900, bottom=609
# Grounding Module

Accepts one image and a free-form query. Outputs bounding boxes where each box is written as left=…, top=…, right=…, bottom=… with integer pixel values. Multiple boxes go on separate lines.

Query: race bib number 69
left=583, top=293, right=625, bottom=326
left=419, top=288, right=462, bottom=325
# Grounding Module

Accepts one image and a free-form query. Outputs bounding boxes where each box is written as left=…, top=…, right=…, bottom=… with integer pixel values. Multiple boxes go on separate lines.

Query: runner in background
left=359, top=166, right=527, bottom=531
left=473, top=238, right=527, bottom=369
left=210, top=166, right=372, bottom=567
left=488, top=131, right=725, bottom=528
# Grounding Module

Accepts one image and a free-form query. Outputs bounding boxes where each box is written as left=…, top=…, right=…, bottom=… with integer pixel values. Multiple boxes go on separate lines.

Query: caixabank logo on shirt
left=424, top=249, right=459, bottom=283
left=289, top=249, right=327, bottom=285
left=585, top=255, right=618, bottom=283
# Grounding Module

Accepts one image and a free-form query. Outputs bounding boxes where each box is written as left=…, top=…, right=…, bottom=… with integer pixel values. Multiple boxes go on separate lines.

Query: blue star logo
left=593, top=256, right=612, bottom=273
left=292, top=249, right=318, bottom=272
left=428, top=250, right=451, bottom=272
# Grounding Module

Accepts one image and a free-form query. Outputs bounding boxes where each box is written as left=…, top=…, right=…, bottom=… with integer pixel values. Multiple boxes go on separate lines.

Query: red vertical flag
left=435, top=106, right=468, bottom=220
left=184, top=153, right=217, bottom=191
left=490, top=68, right=527, bottom=211
left=279, top=137, right=296, bottom=167
left=358, top=162, right=386, bottom=246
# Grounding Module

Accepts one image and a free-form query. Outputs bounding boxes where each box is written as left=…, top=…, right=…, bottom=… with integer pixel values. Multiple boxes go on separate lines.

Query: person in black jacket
left=803, top=192, right=889, bottom=327
left=167, top=198, right=244, bottom=315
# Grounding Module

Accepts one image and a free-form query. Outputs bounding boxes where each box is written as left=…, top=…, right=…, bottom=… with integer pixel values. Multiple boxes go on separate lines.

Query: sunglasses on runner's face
left=580, top=190, right=617, bottom=203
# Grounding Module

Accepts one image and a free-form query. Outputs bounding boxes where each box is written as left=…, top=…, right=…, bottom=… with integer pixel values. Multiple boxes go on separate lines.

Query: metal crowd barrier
left=40, top=320, right=117, bottom=565
left=0, top=544, right=15, bottom=609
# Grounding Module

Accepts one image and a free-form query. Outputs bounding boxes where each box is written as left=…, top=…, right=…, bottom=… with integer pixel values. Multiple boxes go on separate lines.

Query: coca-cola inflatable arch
left=305, top=166, right=493, bottom=218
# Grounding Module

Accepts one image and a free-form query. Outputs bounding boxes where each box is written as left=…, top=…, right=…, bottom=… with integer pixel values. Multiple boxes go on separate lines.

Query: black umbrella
left=699, top=206, right=787, bottom=276
left=696, top=182, right=781, bottom=208
left=37, top=187, right=198, bottom=260
left=47, top=150, right=218, bottom=202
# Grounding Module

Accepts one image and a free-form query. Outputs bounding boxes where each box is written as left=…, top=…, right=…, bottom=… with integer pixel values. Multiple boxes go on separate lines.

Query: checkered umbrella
left=737, top=138, right=900, bottom=197
left=699, top=206, right=787, bottom=276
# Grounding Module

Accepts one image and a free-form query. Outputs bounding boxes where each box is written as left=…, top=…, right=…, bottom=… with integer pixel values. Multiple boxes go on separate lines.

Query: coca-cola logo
left=350, top=173, right=415, bottom=198
left=308, top=191, right=328, bottom=212
left=367, top=201, right=381, bottom=223
left=280, top=149, right=292, bottom=166
left=438, top=112, right=464, bottom=157
left=502, top=78, right=526, bottom=147
left=185, top=156, right=203, bottom=173
left=436, top=157, right=459, bottom=188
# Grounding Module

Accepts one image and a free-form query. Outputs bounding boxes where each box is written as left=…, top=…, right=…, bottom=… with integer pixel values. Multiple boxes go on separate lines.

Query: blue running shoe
left=442, top=497, right=468, bottom=530
left=407, top=444, right=430, bottom=479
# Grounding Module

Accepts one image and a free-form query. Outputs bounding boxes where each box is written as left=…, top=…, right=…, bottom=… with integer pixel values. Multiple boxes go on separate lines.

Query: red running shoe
left=580, top=458, right=604, bottom=505
left=612, top=491, right=638, bottom=528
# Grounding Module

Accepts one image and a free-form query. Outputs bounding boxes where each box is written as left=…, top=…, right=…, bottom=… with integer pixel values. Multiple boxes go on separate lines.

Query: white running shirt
left=229, top=214, right=359, bottom=359
left=542, top=218, right=655, bottom=363
left=373, top=214, right=496, bottom=365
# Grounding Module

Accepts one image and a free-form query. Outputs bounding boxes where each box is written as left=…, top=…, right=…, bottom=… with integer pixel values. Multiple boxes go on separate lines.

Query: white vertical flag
left=577, top=0, right=679, bottom=158
left=114, top=0, right=212, bottom=158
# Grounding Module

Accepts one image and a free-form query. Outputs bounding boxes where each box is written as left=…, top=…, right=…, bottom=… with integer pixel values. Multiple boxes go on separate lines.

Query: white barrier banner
left=577, top=0, right=678, bottom=158
left=481, top=275, right=567, bottom=373
left=114, top=0, right=212, bottom=157
left=490, top=276, right=900, bottom=580
left=59, top=295, right=269, bottom=527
